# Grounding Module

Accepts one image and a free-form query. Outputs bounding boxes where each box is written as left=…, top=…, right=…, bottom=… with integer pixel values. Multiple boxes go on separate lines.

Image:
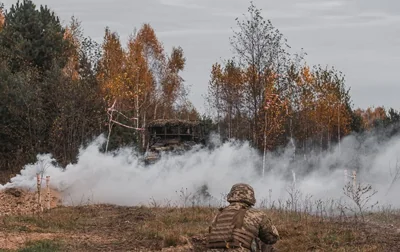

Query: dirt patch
left=0, top=187, right=62, bottom=216
left=0, top=232, right=57, bottom=250
left=0, top=231, right=120, bottom=251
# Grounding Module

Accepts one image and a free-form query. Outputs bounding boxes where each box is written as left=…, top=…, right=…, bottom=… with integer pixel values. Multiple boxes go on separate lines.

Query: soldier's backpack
left=207, top=207, right=258, bottom=251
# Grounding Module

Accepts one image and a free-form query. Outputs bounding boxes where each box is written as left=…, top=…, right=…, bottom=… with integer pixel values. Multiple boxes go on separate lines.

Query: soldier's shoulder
left=243, top=208, right=268, bottom=222
left=246, top=208, right=268, bottom=217
left=245, top=209, right=273, bottom=223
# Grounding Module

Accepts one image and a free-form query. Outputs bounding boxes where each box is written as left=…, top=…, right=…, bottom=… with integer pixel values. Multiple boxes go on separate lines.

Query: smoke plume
left=1, top=131, right=399, bottom=209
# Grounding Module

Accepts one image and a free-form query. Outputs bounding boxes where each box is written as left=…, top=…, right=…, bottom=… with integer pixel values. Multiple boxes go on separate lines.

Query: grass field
left=1, top=203, right=399, bottom=252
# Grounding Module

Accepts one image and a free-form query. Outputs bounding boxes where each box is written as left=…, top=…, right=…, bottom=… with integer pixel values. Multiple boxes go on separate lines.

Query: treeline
left=0, top=0, right=199, bottom=174
left=205, top=3, right=400, bottom=155
left=0, top=1, right=399, bottom=177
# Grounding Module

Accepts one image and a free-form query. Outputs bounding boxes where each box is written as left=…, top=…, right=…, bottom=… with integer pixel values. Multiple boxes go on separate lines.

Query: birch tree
left=229, top=2, right=290, bottom=145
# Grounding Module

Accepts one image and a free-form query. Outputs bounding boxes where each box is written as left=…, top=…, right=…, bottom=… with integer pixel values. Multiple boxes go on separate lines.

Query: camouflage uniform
left=206, top=183, right=279, bottom=252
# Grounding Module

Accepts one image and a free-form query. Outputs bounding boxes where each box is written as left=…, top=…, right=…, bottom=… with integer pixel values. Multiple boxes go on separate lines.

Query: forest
left=0, top=0, right=399, bottom=177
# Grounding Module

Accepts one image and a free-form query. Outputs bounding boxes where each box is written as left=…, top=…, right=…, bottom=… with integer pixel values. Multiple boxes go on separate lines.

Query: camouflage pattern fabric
left=227, top=183, right=256, bottom=206
left=206, top=183, right=279, bottom=252
left=207, top=245, right=278, bottom=252
left=207, top=206, right=253, bottom=250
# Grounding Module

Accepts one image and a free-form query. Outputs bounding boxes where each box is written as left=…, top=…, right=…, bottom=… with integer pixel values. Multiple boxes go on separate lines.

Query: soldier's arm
left=209, top=215, right=216, bottom=233
left=258, top=214, right=279, bottom=245
left=208, top=209, right=221, bottom=233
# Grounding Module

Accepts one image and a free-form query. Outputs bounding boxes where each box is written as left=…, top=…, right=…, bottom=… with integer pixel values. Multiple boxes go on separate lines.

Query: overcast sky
left=2, top=0, right=400, bottom=113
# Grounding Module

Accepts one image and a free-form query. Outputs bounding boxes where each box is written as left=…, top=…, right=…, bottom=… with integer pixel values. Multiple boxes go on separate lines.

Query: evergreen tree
left=0, top=0, right=70, bottom=73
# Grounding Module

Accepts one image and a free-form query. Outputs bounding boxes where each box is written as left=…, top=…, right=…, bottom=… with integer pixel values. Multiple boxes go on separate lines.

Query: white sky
left=2, top=0, right=400, bottom=114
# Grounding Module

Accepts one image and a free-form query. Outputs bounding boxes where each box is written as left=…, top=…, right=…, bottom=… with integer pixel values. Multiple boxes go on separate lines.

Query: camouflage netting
left=0, top=187, right=62, bottom=216
left=147, top=119, right=200, bottom=127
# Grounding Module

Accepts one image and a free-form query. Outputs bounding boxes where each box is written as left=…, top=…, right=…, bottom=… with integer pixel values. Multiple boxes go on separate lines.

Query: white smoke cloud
left=1, top=131, right=399, bottom=209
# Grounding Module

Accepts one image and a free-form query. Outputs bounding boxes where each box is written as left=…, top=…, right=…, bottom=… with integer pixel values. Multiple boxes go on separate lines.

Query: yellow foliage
left=0, top=10, right=4, bottom=30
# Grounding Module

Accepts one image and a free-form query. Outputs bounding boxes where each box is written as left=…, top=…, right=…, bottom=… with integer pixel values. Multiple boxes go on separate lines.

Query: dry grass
left=270, top=209, right=400, bottom=252
left=1, top=204, right=399, bottom=252
left=0, top=205, right=215, bottom=251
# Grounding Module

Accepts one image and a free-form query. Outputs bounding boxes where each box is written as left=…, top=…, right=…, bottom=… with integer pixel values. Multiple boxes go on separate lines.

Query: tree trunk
left=142, top=112, right=146, bottom=151
left=153, top=102, right=158, bottom=120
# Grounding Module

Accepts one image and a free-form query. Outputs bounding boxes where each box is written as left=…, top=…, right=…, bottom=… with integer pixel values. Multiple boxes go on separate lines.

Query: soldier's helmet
left=227, top=183, right=256, bottom=206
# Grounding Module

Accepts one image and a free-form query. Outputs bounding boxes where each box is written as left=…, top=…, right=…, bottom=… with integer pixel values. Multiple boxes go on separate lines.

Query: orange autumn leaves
left=62, top=18, right=81, bottom=81
left=0, top=6, right=4, bottom=30
left=208, top=61, right=289, bottom=147
left=208, top=60, right=244, bottom=138
left=355, top=107, right=387, bottom=130
left=96, top=23, right=188, bottom=120
left=295, top=66, right=352, bottom=146
left=263, top=71, right=289, bottom=149
left=98, top=27, right=132, bottom=110
left=208, top=62, right=353, bottom=150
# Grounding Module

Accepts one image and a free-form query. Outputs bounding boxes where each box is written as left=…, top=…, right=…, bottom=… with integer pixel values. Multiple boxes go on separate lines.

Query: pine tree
left=0, top=0, right=70, bottom=73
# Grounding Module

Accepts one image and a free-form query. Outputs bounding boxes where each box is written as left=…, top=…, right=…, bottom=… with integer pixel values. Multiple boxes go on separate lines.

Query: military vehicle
left=143, top=119, right=206, bottom=165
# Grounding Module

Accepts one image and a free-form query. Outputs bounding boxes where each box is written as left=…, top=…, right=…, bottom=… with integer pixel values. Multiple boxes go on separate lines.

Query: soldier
left=206, top=183, right=279, bottom=252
